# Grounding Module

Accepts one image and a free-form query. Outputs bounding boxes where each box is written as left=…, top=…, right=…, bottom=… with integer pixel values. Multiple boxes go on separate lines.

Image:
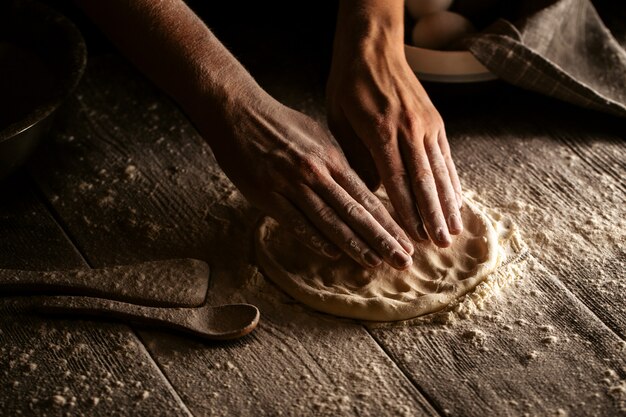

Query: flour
left=603, top=368, right=626, bottom=412
left=124, top=164, right=138, bottom=181
left=541, top=336, right=559, bottom=345
left=0, top=308, right=186, bottom=415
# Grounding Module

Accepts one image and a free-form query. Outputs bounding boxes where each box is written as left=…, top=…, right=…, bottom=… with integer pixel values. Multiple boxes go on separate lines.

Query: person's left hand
left=326, top=2, right=464, bottom=247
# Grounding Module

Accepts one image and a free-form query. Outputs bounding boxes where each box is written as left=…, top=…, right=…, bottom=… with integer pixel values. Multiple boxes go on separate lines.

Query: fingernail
left=416, top=226, right=429, bottom=241
left=322, top=243, right=341, bottom=259
left=392, top=250, right=412, bottom=269
left=448, top=213, right=463, bottom=234
left=398, top=238, right=414, bottom=255
left=363, top=250, right=382, bottom=268
left=436, top=227, right=451, bottom=246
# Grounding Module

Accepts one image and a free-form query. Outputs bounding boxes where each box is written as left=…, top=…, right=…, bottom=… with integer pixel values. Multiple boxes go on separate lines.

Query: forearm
left=334, top=0, right=404, bottom=56
left=73, top=0, right=266, bottom=135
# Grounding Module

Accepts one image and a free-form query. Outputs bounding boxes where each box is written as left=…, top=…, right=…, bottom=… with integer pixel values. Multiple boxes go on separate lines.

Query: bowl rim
left=404, top=44, right=497, bottom=83
left=0, top=1, right=87, bottom=143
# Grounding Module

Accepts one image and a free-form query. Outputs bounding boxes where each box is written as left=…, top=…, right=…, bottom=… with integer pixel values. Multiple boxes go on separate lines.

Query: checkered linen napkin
left=465, top=0, right=626, bottom=117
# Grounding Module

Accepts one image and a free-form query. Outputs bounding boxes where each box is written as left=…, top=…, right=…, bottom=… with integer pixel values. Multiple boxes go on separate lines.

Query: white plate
left=405, top=44, right=497, bottom=83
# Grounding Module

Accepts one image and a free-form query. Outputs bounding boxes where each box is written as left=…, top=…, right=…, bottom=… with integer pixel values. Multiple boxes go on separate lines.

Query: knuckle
left=326, top=145, right=344, bottom=161
left=425, top=110, right=444, bottom=130
left=401, top=112, right=425, bottom=139
left=271, top=146, right=328, bottom=184
left=289, top=217, right=307, bottom=236
left=433, top=118, right=445, bottom=133
left=313, top=204, right=334, bottom=221
left=297, top=156, right=322, bottom=177
left=423, top=134, right=439, bottom=150
left=438, top=134, right=451, bottom=152
left=344, top=237, right=363, bottom=255
left=442, top=195, right=458, bottom=210
left=308, top=233, right=325, bottom=250
left=402, top=111, right=443, bottom=139
left=326, top=153, right=349, bottom=174
left=415, top=168, right=434, bottom=185
left=429, top=159, right=447, bottom=176
left=290, top=218, right=315, bottom=241
left=300, top=160, right=331, bottom=186
left=359, top=193, right=380, bottom=211
left=343, top=201, right=366, bottom=218
left=377, top=235, right=395, bottom=254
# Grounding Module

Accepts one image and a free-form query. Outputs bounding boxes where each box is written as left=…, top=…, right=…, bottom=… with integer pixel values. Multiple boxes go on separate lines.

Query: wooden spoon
left=30, top=295, right=260, bottom=341
left=0, top=259, right=209, bottom=307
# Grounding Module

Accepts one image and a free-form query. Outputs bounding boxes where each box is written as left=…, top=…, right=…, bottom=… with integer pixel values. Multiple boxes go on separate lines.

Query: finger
left=293, top=185, right=386, bottom=269
left=267, top=193, right=341, bottom=259
left=327, top=110, right=380, bottom=190
left=402, top=136, right=451, bottom=247
left=314, top=175, right=413, bottom=270
left=438, top=131, right=463, bottom=209
left=333, top=169, right=415, bottom=256
left=369, top=135, right=429, bottom=243
left=427, top=135, right=463, bottom=236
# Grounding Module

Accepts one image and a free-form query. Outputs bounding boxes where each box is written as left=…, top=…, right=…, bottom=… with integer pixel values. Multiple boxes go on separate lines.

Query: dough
left=255, top=196, right=502, bottom=321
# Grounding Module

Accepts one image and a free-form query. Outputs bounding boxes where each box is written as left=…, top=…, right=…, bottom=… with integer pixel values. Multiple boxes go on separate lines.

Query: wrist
left=181, top=75, right=277, bottom=148
left=334, top=0, right=405, bottom=59
left=178, top=61, right=272, bottom=133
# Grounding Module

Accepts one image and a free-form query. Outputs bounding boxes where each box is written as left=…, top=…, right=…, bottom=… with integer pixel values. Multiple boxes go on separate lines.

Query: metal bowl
left=0, top=1, right=87, bottom=180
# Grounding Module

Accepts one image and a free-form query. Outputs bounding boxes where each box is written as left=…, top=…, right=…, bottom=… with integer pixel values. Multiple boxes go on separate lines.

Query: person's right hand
left=191, top=94, right=415, bottom=270
left=327, top=0, right=463, bottom=248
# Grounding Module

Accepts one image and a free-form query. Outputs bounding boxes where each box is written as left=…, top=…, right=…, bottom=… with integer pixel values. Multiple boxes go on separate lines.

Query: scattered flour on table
left=0, top=314, right=183, bottom=415
left=603, top=368, right=626, bottom=412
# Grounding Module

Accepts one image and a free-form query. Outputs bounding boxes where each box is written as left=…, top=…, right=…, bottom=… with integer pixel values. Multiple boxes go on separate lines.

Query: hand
left=192, top=93, right=415, bottom=270
left=72, top=0, right=415, bottom=268
left=327, top=1, right=464, bottom=247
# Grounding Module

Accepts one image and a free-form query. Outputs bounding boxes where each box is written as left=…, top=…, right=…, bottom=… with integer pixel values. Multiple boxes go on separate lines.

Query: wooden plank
left=28, top=22, right=626, bottom=415
left=438, top=92, right=626, bottom=338
left=364, top=87, right=626, bottom=416
left=370, top=259, right=626, bottom=416
left=0, top=175, right=192, bottom=415
left=29, top=56, right=440, bottom=417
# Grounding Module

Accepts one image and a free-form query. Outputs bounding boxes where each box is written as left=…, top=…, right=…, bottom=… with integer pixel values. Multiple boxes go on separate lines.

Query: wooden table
left=1, top=12, right=624, bottom=416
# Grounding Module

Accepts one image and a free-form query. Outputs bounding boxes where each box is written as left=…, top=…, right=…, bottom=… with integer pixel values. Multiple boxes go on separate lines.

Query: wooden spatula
left=31, top=295, right=260, bottom=341
left=0, top=259, right=209, bottom=307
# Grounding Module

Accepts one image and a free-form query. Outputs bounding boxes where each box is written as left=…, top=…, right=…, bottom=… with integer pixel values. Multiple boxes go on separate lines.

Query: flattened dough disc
left=255, top=197, right=500, bottom=321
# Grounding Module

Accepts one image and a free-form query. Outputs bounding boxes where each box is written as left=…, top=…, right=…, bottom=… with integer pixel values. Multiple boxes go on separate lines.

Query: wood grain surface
left=24, top=55, right=626, bottom=416
left=442, top=94, right=626, bottom=338
left=4, top=3, right=623, bottom=413
left=0, top=176, right=192, bottom=416
left=28, top=58, right=439, bottom=417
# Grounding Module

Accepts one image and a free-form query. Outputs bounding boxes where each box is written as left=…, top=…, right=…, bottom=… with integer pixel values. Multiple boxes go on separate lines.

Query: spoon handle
left=0, top=259, right=209, bottom=307
left=30, top=295, right=259, bottom=341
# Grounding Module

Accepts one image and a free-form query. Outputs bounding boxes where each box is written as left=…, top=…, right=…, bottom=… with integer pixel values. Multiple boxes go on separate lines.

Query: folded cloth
left=465, top=0, right=626, bottom=118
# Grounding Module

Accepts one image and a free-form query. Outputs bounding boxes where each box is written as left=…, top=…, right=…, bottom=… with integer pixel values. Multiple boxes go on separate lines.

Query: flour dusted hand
left=194, top=95, right=415, bottom=270
left=72, top=0, right=431, bottom=270
left=328, top=0, right=464, bottom=248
